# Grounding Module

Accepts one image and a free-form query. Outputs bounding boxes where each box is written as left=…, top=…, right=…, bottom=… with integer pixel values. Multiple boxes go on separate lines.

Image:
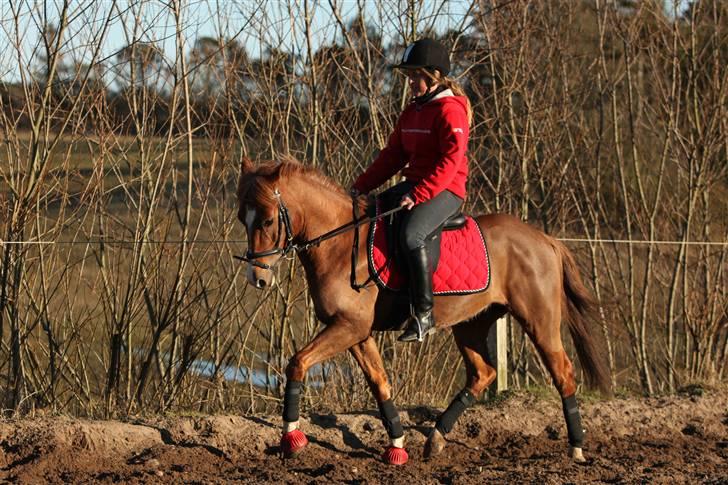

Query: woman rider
left=351, top=38, right=473, bottom=342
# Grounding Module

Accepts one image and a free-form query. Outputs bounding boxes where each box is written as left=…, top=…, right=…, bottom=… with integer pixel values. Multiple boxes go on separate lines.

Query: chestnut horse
left=236, top=158, right=610, bottom=465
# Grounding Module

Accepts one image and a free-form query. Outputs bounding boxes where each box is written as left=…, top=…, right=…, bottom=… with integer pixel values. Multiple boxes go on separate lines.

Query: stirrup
left=398, top=312, right=435, bottom=343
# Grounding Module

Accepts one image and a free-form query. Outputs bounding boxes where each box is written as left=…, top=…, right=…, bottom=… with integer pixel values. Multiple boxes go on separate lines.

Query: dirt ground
left=1, top=388, right=726, bottom=484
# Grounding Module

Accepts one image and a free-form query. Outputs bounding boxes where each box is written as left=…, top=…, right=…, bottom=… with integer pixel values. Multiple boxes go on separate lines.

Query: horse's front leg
left=280, top=320, right=368, bottom=457
left=349, top=336, right=409, bottom=465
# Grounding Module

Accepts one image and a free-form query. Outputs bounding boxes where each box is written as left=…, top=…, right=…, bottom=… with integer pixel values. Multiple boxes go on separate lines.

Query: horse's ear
left=240, top=156, right=255, bottom=175
left=267, top=162, right=285, bottom=184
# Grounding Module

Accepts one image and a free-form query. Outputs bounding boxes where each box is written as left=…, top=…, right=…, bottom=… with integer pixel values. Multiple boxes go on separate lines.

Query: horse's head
left=236, top=157, right=292, bottom=289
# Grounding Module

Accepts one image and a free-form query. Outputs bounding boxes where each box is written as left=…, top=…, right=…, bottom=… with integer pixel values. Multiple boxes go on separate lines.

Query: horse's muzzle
left=248, top=264, right=275, bottom=289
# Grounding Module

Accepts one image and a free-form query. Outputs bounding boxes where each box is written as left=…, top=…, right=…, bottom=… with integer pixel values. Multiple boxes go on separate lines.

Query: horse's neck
left=288, top=175, right=368, bottom=276
left=290, top=177, right=351, bottom=240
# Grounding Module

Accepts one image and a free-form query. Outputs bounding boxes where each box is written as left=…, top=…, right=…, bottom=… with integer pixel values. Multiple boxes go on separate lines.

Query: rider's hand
left=399, top=194, right=415, bottom=210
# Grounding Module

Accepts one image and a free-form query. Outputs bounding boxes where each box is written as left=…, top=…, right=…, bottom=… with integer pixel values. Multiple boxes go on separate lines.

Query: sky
left=0, top=0, right=474, bottom=83
left=0, top=0, right=691, bottom=84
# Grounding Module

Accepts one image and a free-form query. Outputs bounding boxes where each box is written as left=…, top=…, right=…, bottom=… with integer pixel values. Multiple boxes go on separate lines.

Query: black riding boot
left=398, top=246, right=436, bottom=342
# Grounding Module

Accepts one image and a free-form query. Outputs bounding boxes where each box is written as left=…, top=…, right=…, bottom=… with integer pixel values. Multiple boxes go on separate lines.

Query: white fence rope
left=557, top=238, right=728, bottom=247
left=1, top=238, right=727, bottom=246
left=0, top=240, right=243, bottom=245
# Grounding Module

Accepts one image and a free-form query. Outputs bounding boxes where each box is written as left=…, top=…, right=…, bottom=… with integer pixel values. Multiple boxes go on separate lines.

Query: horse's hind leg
left=349, top=337, right=408, bottom=465
left=536, top=340, right=587, bottom=462
left=424, top=312, right=500, bottom=458
left=513, top=307, right=587, bottom=463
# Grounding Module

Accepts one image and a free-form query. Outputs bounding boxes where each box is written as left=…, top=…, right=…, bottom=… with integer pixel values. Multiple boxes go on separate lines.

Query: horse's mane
left=239, top=157, right=366, bottom=212
left=276, top=156, right=348, bottom=197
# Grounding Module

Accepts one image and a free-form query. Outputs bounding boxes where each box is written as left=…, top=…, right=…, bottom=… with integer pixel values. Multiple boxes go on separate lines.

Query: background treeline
left=0, top=0, right=725, bottom=417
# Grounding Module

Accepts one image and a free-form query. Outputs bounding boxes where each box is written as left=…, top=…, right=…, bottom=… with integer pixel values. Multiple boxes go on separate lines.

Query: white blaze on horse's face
left=244, top=207, right=257, bottom=284
left=244, top=205, right=276, bottom=289
left=244, top=207, right=256, bottom=239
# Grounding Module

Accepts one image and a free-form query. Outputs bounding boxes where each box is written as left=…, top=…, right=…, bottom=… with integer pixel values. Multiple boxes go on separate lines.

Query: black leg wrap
left=282, top=380, right=303, bottom=422
left=562, top=394, right=585, bottom=448
left=378, top=399, right=404, bottom=439
left=435, top=389, right=476, bottom=435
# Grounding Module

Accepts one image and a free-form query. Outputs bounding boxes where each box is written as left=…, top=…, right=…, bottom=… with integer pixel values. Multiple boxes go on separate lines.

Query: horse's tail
left=554, top=239, right=612, bottom=397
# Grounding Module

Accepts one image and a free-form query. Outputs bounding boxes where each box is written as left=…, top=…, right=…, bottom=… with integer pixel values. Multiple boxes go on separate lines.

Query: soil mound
left=1, top=389, right=726, bottom=483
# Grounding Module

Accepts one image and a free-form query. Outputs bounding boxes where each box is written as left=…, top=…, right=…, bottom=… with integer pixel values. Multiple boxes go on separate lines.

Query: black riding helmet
left=393, top=38, right=450, bottom=77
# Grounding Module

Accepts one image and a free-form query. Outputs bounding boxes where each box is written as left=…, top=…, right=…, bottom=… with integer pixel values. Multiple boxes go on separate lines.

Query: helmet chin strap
left=413, top=84, right=446, bottom=106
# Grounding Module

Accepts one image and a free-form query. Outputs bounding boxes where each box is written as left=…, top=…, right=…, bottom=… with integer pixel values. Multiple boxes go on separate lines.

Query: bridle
left=235, top=188, right=404, bottom=277
left=236, top=189, right=296, bottom=270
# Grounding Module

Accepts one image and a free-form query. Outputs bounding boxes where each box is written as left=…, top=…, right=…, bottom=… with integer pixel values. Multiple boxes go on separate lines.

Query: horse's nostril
left=257, top=278, right=267, bottom=288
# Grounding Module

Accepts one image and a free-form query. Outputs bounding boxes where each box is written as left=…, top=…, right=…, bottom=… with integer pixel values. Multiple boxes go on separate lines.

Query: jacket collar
left=413, top=87, right=454, bottom=108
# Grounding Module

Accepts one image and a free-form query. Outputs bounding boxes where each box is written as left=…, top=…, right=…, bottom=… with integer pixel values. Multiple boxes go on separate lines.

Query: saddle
left=367, top=194, right=490, bottom=295
left=372, top=197, right=465, bottom=272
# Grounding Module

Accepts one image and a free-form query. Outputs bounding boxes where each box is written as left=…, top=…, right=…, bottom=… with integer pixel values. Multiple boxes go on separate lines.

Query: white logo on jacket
left=453, top=128, right=463, bottom=134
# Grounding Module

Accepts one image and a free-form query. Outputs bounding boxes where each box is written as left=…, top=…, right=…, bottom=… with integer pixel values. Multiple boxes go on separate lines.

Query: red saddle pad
left=367, top=204, right=491, bottom=295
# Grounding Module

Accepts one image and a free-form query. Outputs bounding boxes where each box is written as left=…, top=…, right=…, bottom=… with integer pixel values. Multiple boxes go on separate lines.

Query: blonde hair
left=419, top=68, right=473, bottom=127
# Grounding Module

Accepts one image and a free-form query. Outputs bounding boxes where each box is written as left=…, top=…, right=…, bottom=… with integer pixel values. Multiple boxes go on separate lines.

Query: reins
left=235, top=191, right=404, bottom=277
left=300, top=204, right=403, bottom=252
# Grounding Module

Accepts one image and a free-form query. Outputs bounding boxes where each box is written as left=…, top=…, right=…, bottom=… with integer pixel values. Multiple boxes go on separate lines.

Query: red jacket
left=353, top=92, right=469, bottom=204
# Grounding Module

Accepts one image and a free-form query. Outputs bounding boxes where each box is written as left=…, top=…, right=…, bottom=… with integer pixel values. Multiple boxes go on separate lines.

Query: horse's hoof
left=423, top=428, right=446, bottom=459
left=569, top=446, right=586, bottom=463
left=382, top=446, right=408, bottom=465
left=280, top=429, right=308, bottom=457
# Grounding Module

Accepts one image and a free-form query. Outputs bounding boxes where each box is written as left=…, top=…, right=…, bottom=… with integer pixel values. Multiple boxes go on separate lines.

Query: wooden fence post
left=487, top=316, right=508, bottom=396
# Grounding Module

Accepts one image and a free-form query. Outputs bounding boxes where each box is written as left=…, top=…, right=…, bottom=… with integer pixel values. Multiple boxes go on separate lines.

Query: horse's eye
left=263, top=218, right=274, bottom=227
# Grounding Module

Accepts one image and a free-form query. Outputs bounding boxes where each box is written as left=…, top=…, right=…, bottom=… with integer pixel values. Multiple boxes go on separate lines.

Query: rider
left=351, top=38, right=473, bottom=342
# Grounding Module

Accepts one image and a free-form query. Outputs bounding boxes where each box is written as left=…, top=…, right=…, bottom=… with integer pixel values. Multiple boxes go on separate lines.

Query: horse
left=236, top=157, right=611, bottom=465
